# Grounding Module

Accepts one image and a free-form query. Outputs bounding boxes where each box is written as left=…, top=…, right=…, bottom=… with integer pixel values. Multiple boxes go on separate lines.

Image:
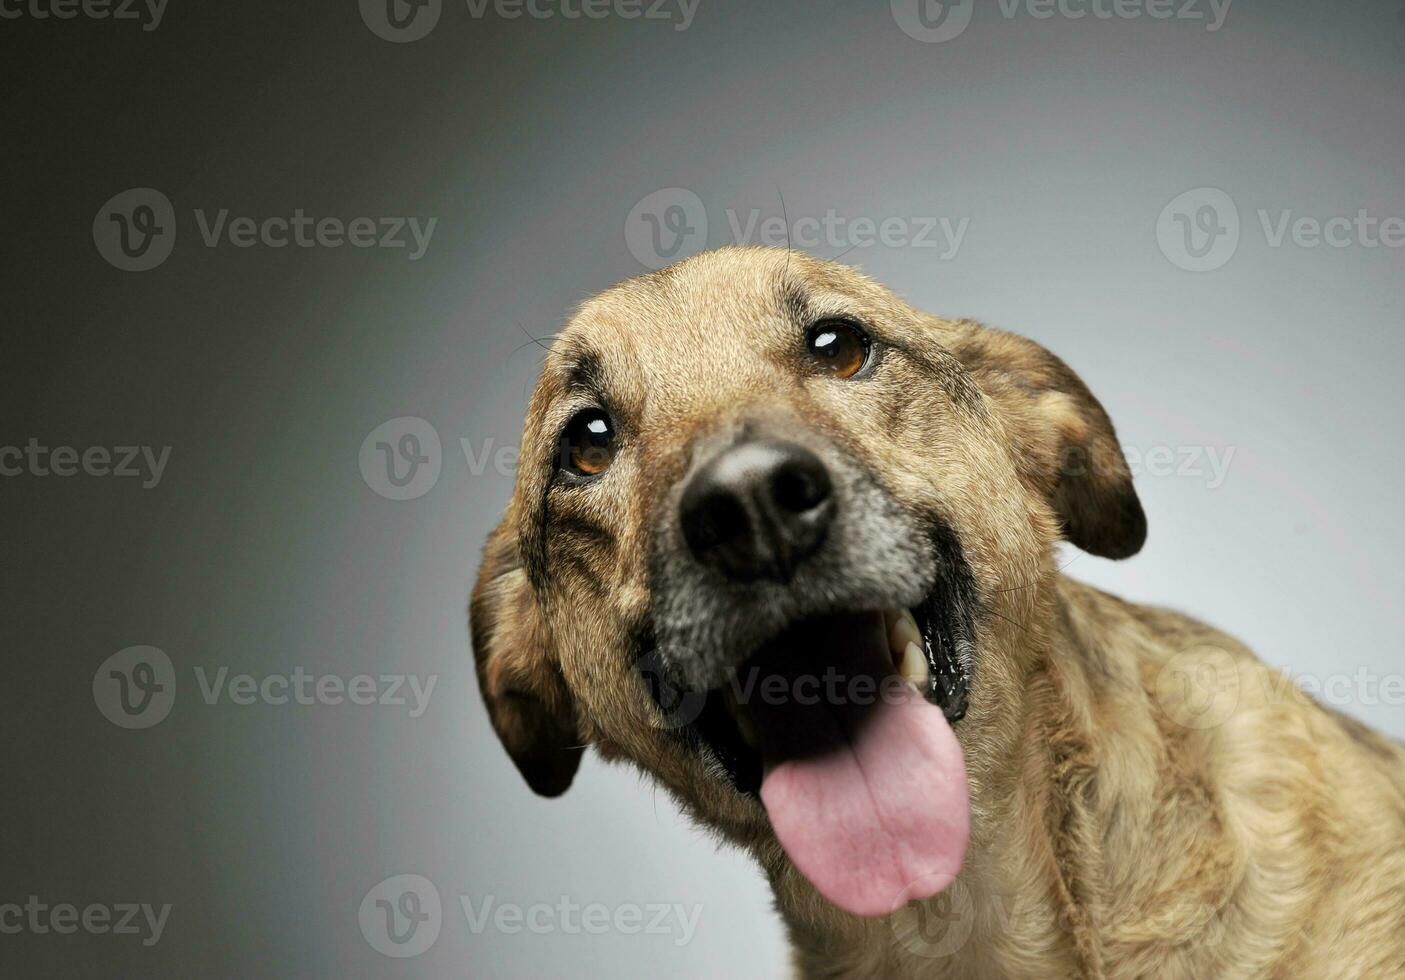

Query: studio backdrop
left=4, top=1, right=1403, bottom=976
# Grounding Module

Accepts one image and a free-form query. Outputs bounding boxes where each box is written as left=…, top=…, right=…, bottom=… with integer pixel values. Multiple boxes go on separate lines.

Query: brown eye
left=561, top=409, right=616, bottom=477
left=806, top=320, right=870, bottom=378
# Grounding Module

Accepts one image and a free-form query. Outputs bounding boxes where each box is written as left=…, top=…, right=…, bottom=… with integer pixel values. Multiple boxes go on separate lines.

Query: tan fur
left=471, top=246, right=1405, bottom=978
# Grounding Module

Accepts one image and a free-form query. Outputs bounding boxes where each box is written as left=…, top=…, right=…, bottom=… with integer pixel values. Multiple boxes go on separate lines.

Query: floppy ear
left=950, top=323, right=1147, bottom=559
left=470, top=521, right=584, bottom=797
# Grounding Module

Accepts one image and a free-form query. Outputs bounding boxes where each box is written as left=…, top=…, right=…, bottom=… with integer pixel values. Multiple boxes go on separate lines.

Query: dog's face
left=472, top=246, right=1144, bottom=917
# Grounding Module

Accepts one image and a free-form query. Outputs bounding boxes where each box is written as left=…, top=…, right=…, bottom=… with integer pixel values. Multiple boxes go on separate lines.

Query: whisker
left=987, top=608, right=1040, bottom=640
left=827, top=241, right=862, bottom=263
left=778, top=185, right=791, bottom=279
left=514, top=320, right=555, bottom=353
left=992, top=554, right=1082, bottom=595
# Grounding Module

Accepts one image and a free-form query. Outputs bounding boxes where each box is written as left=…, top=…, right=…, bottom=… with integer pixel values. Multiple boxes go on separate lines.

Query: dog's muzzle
left=649, top=431, right=939, bottom=690
left=645, top=433, right=979, bottom=918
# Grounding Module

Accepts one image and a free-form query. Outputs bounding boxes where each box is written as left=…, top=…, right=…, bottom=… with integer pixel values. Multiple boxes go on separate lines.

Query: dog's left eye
left=559, top=409, right=616, bottom=477
left=805, top=320, right=870, bottom=379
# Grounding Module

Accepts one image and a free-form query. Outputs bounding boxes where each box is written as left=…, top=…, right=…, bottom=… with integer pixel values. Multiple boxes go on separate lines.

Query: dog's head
left=471, top=246, right=1144, bottom=917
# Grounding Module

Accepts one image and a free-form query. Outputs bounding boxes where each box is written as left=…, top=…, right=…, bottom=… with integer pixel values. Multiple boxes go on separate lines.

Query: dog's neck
left=758, top=575, right=1153, bottom=979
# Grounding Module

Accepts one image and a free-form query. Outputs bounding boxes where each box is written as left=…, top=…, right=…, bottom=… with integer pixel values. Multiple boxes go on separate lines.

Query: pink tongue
left=746, top=613, right=969, bottom=918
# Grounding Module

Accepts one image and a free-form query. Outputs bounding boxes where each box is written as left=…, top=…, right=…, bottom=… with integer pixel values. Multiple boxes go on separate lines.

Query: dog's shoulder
left=1044, top=575, right=1405, bottom=978
left=1055, top=576, right=1404, bottom=758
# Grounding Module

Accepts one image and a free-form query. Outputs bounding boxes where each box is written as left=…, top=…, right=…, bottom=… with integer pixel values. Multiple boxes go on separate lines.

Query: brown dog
left=471, top=246, right=1405, bottom=978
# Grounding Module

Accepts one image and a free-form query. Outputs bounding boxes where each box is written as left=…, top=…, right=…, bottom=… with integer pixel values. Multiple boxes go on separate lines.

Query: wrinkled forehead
left=538, top=248, right=909, bottom=416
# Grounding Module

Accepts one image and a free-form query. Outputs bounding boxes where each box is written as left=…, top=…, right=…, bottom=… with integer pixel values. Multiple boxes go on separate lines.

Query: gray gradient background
left=3, top=1, right=1403, bottom=976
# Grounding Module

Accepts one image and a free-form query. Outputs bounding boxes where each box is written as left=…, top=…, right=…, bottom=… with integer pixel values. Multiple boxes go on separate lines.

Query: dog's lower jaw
left=750, top=653, right=1084, bottom=979
left=748, top=576, right=1405, bottom=979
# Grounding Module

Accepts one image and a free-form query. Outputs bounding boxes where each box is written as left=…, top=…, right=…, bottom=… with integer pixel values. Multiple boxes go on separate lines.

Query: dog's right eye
left=805, top=319, right=871, bottom=379
left=559, top=409, right=616, bottom=478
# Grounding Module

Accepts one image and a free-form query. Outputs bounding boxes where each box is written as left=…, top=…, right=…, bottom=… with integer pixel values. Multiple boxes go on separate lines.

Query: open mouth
left=690, top=590, right=972, bottom=797
left=645, top=581, right=975, bottom=917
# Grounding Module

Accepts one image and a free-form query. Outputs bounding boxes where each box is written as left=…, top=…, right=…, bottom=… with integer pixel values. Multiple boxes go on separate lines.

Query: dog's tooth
left=889, top=610, right=922, bottom=656
left=900, top=641, right=929, bottom=691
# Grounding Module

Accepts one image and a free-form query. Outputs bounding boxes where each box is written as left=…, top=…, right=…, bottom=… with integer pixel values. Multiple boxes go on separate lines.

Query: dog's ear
left=950, top=324, right=1147, bottom=559
left=470, top=520, right=583, bottom=797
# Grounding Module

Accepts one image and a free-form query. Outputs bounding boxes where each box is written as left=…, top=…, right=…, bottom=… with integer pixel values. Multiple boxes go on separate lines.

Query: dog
left=470, top=246, right=1405, bottom=978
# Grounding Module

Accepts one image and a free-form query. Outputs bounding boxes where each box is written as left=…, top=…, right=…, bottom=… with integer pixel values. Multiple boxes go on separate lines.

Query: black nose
left=679, top=440, right=835, bottom=583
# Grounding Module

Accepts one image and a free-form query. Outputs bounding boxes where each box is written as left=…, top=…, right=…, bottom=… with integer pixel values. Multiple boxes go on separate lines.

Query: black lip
left=641, top=522, right=979, bottom=798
